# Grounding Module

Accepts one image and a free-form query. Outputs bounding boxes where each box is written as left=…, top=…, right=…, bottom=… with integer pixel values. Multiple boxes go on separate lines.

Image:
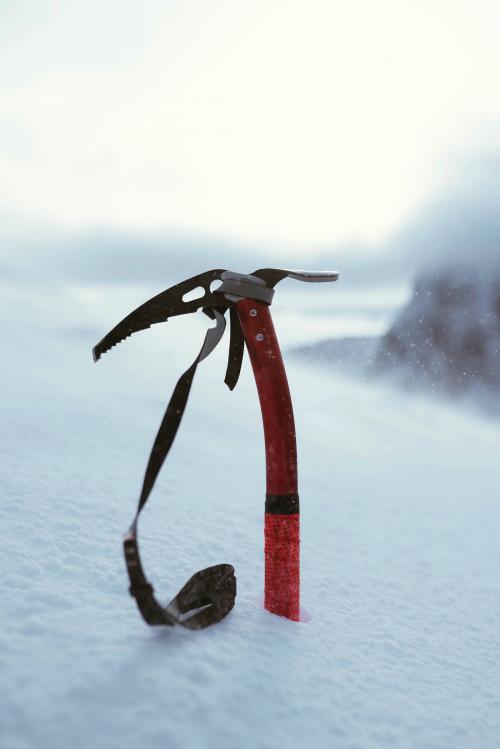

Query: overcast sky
left=1, top=0, right=500, bottom=253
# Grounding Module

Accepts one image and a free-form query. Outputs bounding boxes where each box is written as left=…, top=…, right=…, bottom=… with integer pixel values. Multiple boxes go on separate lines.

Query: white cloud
left=386, top=149, right=500, bottom=273
left=2, top=0, right=500, bottom=250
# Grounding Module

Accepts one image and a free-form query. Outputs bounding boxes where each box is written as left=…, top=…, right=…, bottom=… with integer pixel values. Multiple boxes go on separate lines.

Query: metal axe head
left=92, top=267, right=339, bottom=362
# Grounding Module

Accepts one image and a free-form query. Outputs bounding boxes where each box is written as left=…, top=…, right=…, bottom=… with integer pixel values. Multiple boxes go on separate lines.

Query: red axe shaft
left=235, top=297, right=300, bottom=621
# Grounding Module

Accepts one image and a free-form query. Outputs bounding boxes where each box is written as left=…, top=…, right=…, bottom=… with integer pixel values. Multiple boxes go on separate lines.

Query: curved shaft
left=235, top=298, right=300, bottom=621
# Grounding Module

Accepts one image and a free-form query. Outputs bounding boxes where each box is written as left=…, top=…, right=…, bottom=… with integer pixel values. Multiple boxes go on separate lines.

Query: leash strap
left=224, top=306, right=245, bottom=391
left=123, top=310, right=237, bottom=628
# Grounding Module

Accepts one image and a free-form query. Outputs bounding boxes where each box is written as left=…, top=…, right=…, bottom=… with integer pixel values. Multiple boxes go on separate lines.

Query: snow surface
left=2, top=282, right=500, bottom=749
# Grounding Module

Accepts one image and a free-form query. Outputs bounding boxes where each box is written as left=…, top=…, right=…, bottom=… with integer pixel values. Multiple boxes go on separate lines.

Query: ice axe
left=93, top=267, right=339, bottom=629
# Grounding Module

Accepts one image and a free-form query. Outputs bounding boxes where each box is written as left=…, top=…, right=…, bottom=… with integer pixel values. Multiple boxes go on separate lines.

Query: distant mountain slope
left=374, top=265, right=500, bottom=397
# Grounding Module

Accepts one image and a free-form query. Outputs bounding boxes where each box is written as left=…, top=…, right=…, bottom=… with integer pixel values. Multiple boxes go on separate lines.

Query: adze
left=93, top=268, right=339, bottom=629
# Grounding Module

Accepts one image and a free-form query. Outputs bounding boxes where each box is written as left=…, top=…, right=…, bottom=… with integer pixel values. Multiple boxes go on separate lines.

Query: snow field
left=1, top=290, right=499, bottom=749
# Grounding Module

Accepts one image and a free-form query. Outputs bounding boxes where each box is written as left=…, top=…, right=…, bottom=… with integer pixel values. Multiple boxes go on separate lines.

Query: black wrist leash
left=123, top=308, right=240, bottom=629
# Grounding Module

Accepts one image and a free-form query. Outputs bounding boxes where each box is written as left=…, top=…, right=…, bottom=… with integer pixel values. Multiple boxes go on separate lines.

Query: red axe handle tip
left=265, top=513, right=300, bottom=621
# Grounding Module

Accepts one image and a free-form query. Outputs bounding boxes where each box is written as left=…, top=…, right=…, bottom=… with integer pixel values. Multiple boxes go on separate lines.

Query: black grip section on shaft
left=265, top=493, right=300, bottom=514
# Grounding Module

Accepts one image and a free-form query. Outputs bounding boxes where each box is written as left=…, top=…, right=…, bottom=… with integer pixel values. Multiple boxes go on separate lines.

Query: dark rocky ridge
left=292, top=264, right=500, bottom=414
left=374, top=265, right=500, bottom=397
